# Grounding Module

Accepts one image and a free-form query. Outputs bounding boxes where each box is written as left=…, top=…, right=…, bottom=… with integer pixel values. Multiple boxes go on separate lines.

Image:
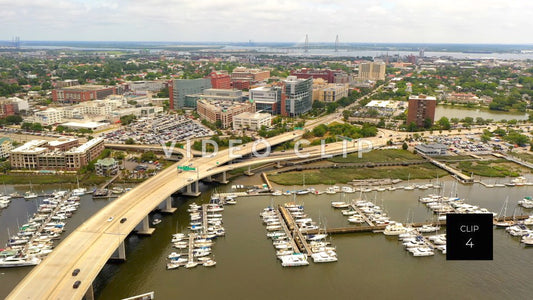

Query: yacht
left=279, top=253, right=309, bottom=267
left=383, top=223, right=409, bottom=236
left=24, top=191, right=38, bottom=199
left=348, top=216, right=365, bottom=224
left=325, top=187, right=337, bottom=195
left=417, top=225, right=440, bottom=233
left=506, top=224, right=532, bottom=237
left=111, top=187, right=124, bottom=194
left=521, top=233, right=533, bottom=245
left=185, top=261, right=198, bottom=268
left=272, top=190, right=282, bottom=196
left=512, top=176, right=527, bottom=186
left=410, top=247, right=435, bottom=257
left=152, top=219, right=162, bottom=225
left=311, top=251, right=338, bottom=263
left=523, top=216, right=533, bottom=225
left=0, top=256, right=41, bottom=267
left=341, top=209, right=357, bottom=216
left=518, top=197, right=533, bottom=209
left=331, top=201, right=349, bottom=208
left=203, top=259, right=216, bottom=267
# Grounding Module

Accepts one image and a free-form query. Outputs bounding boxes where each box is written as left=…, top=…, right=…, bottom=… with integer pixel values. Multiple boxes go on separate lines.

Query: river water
left=2, top=175, right=533, bottom=299
left=435, top=106, right=529, bottom=122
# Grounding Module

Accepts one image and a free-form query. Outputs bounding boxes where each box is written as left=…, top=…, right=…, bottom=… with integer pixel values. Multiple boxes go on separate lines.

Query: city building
left=0, top=98, right=15, bottom=118
left=365, top=100, right=404, bottom=115
left=0, top=137, right=13, bottom=159
left=169, top=78, right=212, bottom=109
left=291, top=68, right=349, bottom=83
left=283, top=76, right=313, bottom=116
left=249, top=85, right=284, bottom=115
left=10, top=138, right=105, bottom=171
left=313, top=83, right=349, bottom=102
left=127, top=81, right=166, bottom=94
left=415, top=143, right=447, bottom=156
left=185, top=88, right=245, bottom=106
left=358, top=62, right=386, bottom=81
left=233, top=111, right=272, bottom=131
left=445, top=93, right=480, bottom=104
left=55, top=79, right=79, bottom=89
left=231, top=67, right=270, bottom=83
left=207, top=71, right=231, bottom=89
left=196, top=99, right=255, bottom=129
left=45, top=138, right=79, bottom=152
left=407, top=94, right=437, bottom=127
left=231, top=80, right=250, bottom=90
left=95, top=158, right=119, bottom=176
left=52, top=85, right=117, bottom=104
left=34, top=108, right=63, bottom=125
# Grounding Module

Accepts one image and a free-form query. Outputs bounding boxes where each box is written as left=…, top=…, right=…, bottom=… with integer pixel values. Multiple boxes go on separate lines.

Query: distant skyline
left=1, top=0, right=533, bottom=44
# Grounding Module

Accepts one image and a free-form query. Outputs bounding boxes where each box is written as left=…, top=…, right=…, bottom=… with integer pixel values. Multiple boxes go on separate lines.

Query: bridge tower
left=335, top=34, right=339, bottom=52
left=304, top=34, right=309, bottom=53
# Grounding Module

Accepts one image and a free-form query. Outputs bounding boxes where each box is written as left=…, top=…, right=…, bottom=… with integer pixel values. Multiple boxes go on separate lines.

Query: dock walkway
left=278, top=206, right=313, bottom=254
left=349, top=204, right=375, bottom=226
left=275, top=209, right=300, bottom=254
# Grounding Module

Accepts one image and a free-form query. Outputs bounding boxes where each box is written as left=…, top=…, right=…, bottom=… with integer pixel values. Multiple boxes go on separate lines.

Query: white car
left=188, top=178, right=194, bottom=182
left=107, top=217, right=114, bottom=222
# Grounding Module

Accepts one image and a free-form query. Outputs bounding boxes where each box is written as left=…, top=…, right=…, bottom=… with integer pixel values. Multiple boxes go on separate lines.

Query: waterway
left=435, top=106, right=529, bottom=122
left=2, top=175, right=533, bottom=299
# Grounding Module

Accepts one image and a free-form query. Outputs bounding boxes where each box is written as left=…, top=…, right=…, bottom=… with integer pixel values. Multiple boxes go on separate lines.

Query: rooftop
left=95, top=158, right=117, bottom=167
left=11, top=140, right=48, bottom=154
left=59, top=85, right=113, bottom=91
left=66, top=137, right=104, bottom=154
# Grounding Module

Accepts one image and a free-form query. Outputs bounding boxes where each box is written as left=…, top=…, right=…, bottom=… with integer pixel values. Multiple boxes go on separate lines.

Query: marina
left=3, top=177, right=533, bottom=298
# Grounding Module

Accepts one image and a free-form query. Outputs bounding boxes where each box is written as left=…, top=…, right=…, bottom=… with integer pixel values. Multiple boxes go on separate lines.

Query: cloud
left=0, top=0, right=531, bottom=44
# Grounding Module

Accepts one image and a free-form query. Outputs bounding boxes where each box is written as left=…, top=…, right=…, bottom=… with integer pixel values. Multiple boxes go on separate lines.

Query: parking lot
left=103, top=114, right=213, bottom=145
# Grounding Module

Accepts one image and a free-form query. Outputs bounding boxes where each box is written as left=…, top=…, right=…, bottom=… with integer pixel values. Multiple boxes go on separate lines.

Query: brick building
left=196, top=99, right=255, bottom=129
left=207, top=71, right=231, bottom=89
left=407, top=94, right=436, bottom=127
left=291, top=68, right=349, bottom=83
left=52, top=85, right=116, bottom=104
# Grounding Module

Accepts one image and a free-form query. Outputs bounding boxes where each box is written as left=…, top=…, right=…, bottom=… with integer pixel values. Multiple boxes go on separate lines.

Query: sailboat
left=296, top=174, right=310, bottom=195
left=24, top=182, right=38, bottom=199
left=71, top=176, right=86, bottom=196
left=494, top=197, right=514, bottom=227
left=403, top=174, right=415, bottom=190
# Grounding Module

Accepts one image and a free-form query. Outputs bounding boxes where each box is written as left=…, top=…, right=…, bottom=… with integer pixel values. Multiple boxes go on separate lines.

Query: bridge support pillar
left=161, top=197, right=177, bottom=214
left=244, top=165, right=254, bottom=176
left=203, top=175, right=213, bottom=182
left=219, top=171, right=229, bottom=184
left=117, top=241, right=126, bottom=260
left=182, top=182, right=201, bottom=197
left=137, top=215, right=155, bottom=235
left=84, top=283, right=94, bottom=300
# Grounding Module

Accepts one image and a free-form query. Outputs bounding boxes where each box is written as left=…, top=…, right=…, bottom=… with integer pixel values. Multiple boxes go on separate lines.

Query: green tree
left=125, top=138, right=135, bottom=145
left=402, top=142, right=408, bottom=150
left=437, top=117, right=451, bottom=130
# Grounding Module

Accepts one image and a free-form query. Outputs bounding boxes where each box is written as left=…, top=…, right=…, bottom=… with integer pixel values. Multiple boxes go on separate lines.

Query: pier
left=202, top=204, right=209, bottom=234
left=275, top=209, right=300, bottom=254
left=99, top=173, right=120, bottom=189
left=261, top=172, right=273, bottom=192
left=188, top=233, right=195, bottom=263
left=305, top=215, right=531, bottom=235
left=349, top=204, right=375, bottom=226
left=421, top=154, right=473, bottom=183
left=278, top=206, right=313, bottom=254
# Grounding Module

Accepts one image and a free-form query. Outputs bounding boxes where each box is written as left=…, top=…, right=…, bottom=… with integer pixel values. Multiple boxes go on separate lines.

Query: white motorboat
left=341, top=209, right=357, bottom=216
left=331, top=201, right=349, bottom=208
left=185, top=261, right=198, bottom=268
left=24, top=191, right=38, bottom=199
left=512, top=176, right=527, bottom=186
left=152, top=219, right=162, bottom=225
left=203, top=260, right=216, bottom=267
left=409, top=247, right=435, bottom=257
left=305, top=234, right=328, bottom=241
left=518, top=197, right=533, bottom=209
left=279, top=253, right=309, bottom=267
left=521, top=233, right=533, bottom=245
left=417, top=225, right=440, bottom=233
left=383, top=223, right=409, bottom=236
left=311, top=251, right=338, bottom=263
left=272, top=190, right=283, bottom=196
left=348, top=216, right=365, bottom=224
left=506, top=224, right=532, bottom=237
left=523, top=216, right=533, bottom=226
left=0, top=256, right=41, bottom=267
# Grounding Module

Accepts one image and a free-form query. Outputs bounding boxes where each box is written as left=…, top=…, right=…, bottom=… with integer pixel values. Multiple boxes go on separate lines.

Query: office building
left=196, top=99, right=255, bottom=129
left=0, top=137, right=13, bottom=159
left=0, top=99, right=15, bottom=118
left=10, top=138, right=104, bottom=171
left=169, top=78, right=212, bottom=109
left=407, top=94, right=436, bottom=127
left=283, top=76, right=312, bottom=116
left=34, top=108, right=63, bottom=125
left=231, top=67, right=270, bottom=83
left=185, top=89, right=244, bottom=105
left=52, top=85, right=116, bottom=104
left=95, top=158, right=119, bottom=176
left=358, top=62, right=386, bottom=81
left=207, top=71, right=231, bottom=89
left=415, top=144, right=447, bottom=156
left=291, top=68, right=349, bottom=83
left=249, top=85, right=284, bottom=115
left=313, top=83, right=349, bottom=102
left=55, top=79, right=79, bottom=89
left=233, top=112, right=272, bottom=131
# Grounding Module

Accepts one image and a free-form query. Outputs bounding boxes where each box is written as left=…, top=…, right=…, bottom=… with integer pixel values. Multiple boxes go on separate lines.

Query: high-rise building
left=169, top=78, right=212, bottom=109
left=230, top=67, right=270, bottom=83
left=283, top=76, right=313, bottom=116
left=249, top=85, right=284, bottom=115
left=207, top=71, right=231, bottom=89
left=358, top=62, right=386, bottom=81
left=407, top=94, right=436, bottom=127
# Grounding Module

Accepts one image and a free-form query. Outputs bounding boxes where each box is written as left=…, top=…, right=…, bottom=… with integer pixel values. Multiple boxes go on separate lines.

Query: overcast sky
left=1, top=0, right=532, bottom=44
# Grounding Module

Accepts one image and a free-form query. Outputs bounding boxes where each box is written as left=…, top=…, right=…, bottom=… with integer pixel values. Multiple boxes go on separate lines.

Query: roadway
left=7, top=130, right=306, bottom=300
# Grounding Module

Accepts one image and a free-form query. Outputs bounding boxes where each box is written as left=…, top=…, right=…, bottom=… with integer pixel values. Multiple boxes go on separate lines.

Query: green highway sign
left=294, top=127, right=303, bottom=130
left=177, top=166, right=196, bottom=171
